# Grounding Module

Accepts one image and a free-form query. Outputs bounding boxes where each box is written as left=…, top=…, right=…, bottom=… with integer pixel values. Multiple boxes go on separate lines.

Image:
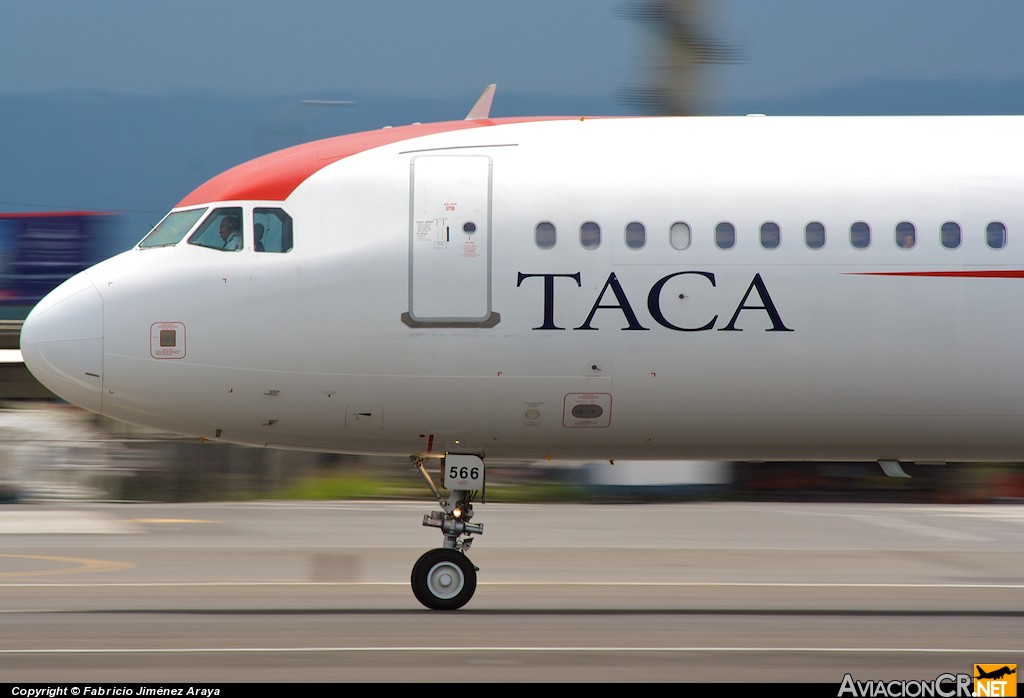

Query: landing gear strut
left=411, top=453, right=485, bottom=610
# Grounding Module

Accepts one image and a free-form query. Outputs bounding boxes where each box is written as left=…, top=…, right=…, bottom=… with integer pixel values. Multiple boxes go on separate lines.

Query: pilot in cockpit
left=219, top=216, right=243, bottom=250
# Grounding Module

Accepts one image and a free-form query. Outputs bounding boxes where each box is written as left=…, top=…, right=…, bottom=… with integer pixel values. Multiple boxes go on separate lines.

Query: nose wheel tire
left=411, top=548, right=477, bottom=610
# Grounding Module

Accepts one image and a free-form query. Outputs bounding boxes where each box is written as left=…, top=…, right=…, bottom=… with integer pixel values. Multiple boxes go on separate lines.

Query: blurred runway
left=0, top=500, right=1021, bottom=683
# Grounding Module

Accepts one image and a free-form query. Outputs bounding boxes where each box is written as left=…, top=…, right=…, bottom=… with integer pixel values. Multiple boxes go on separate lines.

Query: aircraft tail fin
left=465, top=84, right=497, bottom=120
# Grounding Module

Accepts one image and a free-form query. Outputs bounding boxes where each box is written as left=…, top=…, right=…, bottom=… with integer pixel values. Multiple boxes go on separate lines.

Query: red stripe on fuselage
left=176, top=116, right=577, bottom=207
left=848, top=270, right=1024, bottom=278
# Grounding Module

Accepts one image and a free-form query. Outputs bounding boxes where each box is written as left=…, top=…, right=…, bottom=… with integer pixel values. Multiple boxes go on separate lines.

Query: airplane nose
left=20, top=271, right=104, bottom=414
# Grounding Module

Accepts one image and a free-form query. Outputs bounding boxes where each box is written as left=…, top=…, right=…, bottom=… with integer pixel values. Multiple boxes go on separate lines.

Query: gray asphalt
left=0, top=500, right=1022, bottom=683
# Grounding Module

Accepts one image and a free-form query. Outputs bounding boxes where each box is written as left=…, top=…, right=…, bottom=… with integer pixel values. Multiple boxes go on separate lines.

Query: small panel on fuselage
left=562, top=392, right=612, bottom=428
left=150, top=322, right=186, bottom=359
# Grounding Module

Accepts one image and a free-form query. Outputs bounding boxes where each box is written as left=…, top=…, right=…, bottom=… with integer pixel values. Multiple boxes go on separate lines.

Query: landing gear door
left=406, top=155, right=497, bottom=327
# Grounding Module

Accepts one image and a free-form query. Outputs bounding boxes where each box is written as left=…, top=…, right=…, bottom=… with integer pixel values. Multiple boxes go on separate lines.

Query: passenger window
left=896, top=221, right=916, bottom=249
left=580, top=221, right=601, bottom=250
left=669, top=221, right=691, bottom=250
left=760, top=222, right=780, bottom=249
left=715, top=222, right=735, bottom=250
left=805, top=221, right=825, bottom=250
left=187, top=207, right=244, bottom=251
left=625, top=222, right=646, bottom=249
left=253, top=208, right=293, bottom=253
left=987, top=221, right=1007, bottom=249
left=850, top=221, right=871, bottom=249
left=535, top=222, right=556, bottom=249
left=941, top=221, right=961, bottom=250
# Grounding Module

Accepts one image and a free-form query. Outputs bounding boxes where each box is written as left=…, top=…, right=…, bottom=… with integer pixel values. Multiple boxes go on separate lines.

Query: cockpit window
left=253, top=208, right=293, bottom=253
left=188, top=207, right=244, bottom=251
left=138, top=208, right=208, bottom=249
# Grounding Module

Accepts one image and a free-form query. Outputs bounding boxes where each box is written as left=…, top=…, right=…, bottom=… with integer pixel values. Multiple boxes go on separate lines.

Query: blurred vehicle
left=0, top=211, right=125, bottom=322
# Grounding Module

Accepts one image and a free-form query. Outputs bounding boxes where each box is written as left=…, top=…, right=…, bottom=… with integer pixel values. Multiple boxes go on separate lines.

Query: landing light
left=452, top=507, right=463, bottom=519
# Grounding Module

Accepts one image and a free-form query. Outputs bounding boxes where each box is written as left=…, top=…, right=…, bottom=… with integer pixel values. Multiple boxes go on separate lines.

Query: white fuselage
left=21, top=115, right=1024, bottom=462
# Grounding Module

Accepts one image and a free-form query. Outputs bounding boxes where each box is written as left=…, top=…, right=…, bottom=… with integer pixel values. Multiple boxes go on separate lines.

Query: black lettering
left=575, top=272, right=649, bottom=331
left=719, top=273, right=793, bottom=332
left=647, top=271, right=718, bottom=332
left=517, top=272, right=581, bottom=330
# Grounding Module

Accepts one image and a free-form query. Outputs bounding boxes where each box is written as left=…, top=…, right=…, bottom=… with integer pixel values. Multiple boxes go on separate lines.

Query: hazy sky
left=3, top=1, right=638, bottom=98
left=5, top=1, right=1024, bottom=111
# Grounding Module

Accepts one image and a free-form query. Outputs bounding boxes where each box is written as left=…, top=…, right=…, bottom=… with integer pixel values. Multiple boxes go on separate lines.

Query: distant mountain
left=717, top=77, right=1024, bottom=116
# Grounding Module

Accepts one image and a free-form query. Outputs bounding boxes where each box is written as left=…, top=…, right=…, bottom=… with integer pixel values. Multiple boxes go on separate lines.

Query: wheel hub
left=427, top=561, right=464, bottom=599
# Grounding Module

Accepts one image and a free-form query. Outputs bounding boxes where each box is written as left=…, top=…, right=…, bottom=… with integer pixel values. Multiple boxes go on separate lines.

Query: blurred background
left=2, top=0, right=1024, bottom=504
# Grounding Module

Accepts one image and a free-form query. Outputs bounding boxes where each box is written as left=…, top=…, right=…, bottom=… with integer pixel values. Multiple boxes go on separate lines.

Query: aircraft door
left=405, top=155, right=498, bottom=327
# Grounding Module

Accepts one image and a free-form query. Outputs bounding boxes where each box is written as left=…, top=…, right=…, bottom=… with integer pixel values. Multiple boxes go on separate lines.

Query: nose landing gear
left=411, top=454, right=485, bottom=610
